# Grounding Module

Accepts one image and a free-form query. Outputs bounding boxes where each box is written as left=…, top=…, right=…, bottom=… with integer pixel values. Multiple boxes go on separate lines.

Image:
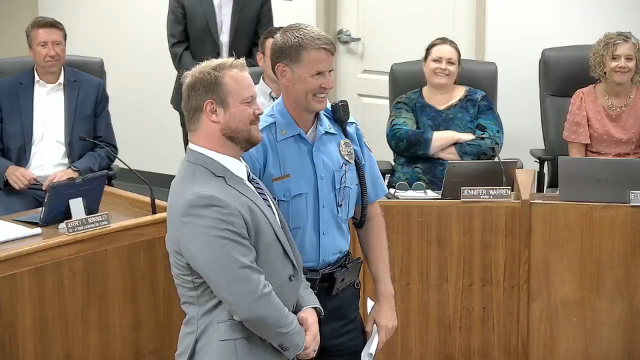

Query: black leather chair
left=389, top=59, right=498, bottom=110
left=380, top=59, right=521, bottom=180
left=0, top=55, right=107, bottom=87
left=531, top=45, right=594, bottom=192
left=248, top=67, right=263, bottom=85
left=0, top=55, right=119, bottom=185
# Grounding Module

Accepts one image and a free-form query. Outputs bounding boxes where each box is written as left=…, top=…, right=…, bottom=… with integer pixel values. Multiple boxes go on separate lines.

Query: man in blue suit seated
left=0, top=17, right=118, bottom=216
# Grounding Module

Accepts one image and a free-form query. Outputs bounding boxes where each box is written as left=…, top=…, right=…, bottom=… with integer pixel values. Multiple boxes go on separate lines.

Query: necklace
left=604, top=89, right=634, bottom=113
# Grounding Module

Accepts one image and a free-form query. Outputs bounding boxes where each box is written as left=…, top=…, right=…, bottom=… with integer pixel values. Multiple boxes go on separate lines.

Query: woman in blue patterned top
left=386, top=37, right=504, bottom=190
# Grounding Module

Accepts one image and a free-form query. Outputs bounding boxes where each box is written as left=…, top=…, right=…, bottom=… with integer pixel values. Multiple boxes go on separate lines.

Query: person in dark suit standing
left=0, top=17, right=118, bottom=216
left=167, top=0, right=273, bottom=150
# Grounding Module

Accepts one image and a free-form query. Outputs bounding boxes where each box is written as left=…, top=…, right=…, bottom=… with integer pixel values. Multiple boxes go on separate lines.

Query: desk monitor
left=440, top=160, right=518, bottom=200
left=558, top=156, right=640, bottom=204
left=13, top=171, right=108, bottom=226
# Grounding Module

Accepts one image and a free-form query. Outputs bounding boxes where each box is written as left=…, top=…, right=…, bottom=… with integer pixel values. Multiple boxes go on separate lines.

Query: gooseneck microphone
left=79, top=135, right=157, bottom=214
left=475, top=124, right=508, bottom=187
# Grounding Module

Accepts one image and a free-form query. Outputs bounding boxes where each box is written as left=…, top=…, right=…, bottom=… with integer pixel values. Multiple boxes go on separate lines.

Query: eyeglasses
left=395, top=181, right=427, bottom=192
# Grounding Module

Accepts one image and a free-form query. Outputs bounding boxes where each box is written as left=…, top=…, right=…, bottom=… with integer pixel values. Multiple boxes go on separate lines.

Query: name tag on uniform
left=461, top=187, right=512, bottom=201
left=630, top=191, right=640, bottom=206
left=272, top=174, right=291, bottom=183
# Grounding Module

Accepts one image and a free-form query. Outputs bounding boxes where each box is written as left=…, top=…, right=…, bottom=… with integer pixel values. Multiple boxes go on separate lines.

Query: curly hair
left=589, top=31, right=640, bottom=83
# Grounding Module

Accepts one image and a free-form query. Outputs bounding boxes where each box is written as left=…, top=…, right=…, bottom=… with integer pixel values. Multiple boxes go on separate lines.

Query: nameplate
left=461, top=187, right=512, bottom=201
left=272, top=174, right=291, bottom=183
left=630, top=191, right=640, bottom=206
left=64, top=212, right=111, bottom=235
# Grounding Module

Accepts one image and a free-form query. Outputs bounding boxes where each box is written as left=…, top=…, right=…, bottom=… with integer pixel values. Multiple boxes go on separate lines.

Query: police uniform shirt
left=243, top=97, right=388, bottom=270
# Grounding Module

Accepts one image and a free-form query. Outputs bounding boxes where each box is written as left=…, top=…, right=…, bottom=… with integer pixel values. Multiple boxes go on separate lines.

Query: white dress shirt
left=27, top=68, right=69, bottom=180
left=256, top=75, right=278, bottom=110
left=213, top=0, right=234, bottom=58
left=306, top=119, right=319, bottom=144
left=188, top=143, right=279, bottom=224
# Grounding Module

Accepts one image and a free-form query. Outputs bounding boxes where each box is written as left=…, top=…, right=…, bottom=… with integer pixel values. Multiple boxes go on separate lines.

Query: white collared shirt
left=256, top=75, right=278, bottom=110
left=213, top=0, right=233, bottom=58
left=27, top=67, right=69, bottom=179
left=188, top=143, right=280, bottom=224
left=306, top=119, right=319, bottom=144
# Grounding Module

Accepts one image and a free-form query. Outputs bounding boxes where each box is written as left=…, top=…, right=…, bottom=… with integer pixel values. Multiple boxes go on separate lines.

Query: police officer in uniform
left=243, top=23, right=397, bottom=359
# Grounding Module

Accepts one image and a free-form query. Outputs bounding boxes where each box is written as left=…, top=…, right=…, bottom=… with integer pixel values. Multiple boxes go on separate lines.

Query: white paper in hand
left=361, top=297, right=379, bottom=360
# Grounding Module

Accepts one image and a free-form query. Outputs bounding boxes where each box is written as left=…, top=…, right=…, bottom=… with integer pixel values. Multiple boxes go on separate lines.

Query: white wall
left=0, top=0, right=38, bottom=58
left=38, top=0, right=315, bottom=175
left=485, top=0, right=640, bottom=169
left=273, top=0, right=316, bottom=27
left=39, top=0, right=183, bottom=175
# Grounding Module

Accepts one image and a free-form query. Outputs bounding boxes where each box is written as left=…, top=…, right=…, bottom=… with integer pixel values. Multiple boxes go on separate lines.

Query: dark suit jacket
left=0, top=66, right=118, bottom=190
left=167, top=0, right=273, bottom=111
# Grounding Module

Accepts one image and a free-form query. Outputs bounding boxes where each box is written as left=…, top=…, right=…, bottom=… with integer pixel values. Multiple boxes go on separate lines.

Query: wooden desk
left=20, top=169, right=640, bottom=359
left=352, top=170, right=535, bottom=360
left=528, top=196, right=640, bottom=359
left=0, top=187, right=183, bottom=360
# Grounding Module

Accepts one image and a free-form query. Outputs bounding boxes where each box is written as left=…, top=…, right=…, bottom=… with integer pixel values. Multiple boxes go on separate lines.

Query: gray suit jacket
left=166, top=149, right=319, bottom=360
left=167, top=0, right=273, bottom=110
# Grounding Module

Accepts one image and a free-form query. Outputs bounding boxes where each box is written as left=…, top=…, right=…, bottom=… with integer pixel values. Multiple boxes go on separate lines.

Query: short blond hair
left=590, top=31, right=640, bottom=83
left=181, top=58, right=247, bottom=132
left=270, top=23, right=336, bottom=77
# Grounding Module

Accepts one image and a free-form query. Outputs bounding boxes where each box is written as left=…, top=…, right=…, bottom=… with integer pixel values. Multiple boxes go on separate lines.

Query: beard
left=221, top=119, right=262, bottom=152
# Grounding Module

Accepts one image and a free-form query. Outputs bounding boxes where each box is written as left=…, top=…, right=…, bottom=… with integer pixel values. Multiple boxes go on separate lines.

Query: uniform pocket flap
left=270, top=178, right=308, bottom=202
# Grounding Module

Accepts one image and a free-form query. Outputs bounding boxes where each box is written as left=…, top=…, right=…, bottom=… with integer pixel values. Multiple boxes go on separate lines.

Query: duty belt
left=303, top=253, right=351, bottom=291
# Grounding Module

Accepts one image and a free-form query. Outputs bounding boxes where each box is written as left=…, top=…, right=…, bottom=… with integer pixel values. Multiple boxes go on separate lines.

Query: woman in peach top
left=563, top=31, right=640, bottom=158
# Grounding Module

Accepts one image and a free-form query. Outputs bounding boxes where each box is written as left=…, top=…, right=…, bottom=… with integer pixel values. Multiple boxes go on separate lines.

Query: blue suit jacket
left=0, top=66, right=118, bottom=189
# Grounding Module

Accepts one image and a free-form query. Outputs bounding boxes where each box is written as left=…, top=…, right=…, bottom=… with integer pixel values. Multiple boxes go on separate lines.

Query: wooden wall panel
left=355, top=201, right=525, bottom=360
left=529, top=202, right=640, bottom=360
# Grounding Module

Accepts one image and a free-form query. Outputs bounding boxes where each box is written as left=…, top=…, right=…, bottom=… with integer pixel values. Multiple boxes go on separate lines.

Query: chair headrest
left=0, top=55, right=106, bottom=84
left=539, top=45, right=595, bottom=97
left=389, top=58, right=498, bottom=109
left=248, top=67, right=263, bottom=85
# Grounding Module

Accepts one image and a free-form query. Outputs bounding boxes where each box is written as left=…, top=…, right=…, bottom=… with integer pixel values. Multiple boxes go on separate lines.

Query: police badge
left=339, top=139, right=355, bottom=163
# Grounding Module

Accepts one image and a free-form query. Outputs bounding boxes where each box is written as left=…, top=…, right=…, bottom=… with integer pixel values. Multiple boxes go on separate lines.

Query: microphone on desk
left=79, top=135, right=157, bottom=214
left=474, top=124, right=508, bottom=187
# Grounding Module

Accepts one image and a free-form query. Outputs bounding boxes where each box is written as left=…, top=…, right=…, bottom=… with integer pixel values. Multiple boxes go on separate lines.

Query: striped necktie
left=247, top=172, right=272, bottom=210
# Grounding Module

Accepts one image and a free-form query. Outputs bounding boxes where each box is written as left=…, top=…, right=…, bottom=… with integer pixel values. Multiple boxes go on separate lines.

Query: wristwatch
left=68, top=165, right=80, bottom=175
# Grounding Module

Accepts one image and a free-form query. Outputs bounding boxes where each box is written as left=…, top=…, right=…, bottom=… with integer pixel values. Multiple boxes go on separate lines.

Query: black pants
left=178, top=111, right=188, bottom=151
left=314, top=281, right=367, bottom=360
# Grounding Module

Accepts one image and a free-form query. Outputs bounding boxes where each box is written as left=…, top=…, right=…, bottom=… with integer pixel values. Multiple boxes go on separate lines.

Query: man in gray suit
left=167, top=0, right=273, bottom=150
left=166, top=58, right=321, bottom=359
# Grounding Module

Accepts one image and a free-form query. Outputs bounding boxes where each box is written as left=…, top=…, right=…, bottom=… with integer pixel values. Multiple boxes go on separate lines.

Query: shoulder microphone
left=330, top=100, right=368, bottom=229
left=475, top=124, right=508, bottom=188
left=79, top=135, right=157, bottom=214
